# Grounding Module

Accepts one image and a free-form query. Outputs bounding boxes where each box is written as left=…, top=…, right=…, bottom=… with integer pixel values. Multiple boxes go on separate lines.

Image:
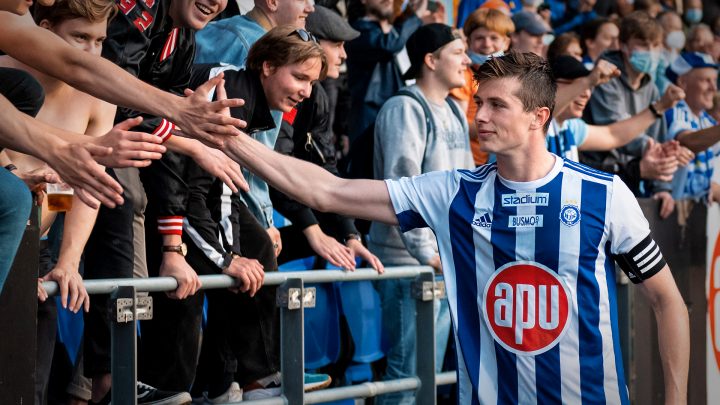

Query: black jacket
left=102, top=0, right=195, bottom=228
left=184, top=65, right=275, bottom=270
left=271, top=82, right=359, bottom=239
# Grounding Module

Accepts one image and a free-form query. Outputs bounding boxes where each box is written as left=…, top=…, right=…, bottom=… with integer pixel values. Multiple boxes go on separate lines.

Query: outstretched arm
left=676, top=125, right=720, bottom=154
left=0, top=12, right=245, bottom=147
left=222, top=131, right=397, bottom=225
left=638, top=266, right=689, bottom=405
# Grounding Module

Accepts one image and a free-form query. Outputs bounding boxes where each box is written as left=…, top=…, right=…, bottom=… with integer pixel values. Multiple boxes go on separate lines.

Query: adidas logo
left=472, top=213, right=492, bottom=228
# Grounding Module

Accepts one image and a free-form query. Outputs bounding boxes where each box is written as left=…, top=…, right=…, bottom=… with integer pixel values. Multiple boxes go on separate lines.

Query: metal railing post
left=277, top=278, right=316, bottom=405
left=413, top=271, right=436, bottom=405
left=111, top=286, right=153, bottom=405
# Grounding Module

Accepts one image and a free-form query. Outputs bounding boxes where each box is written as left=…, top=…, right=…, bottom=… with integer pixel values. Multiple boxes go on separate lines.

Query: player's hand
left=653, top=191, right=675, bottom=219
left=223, top=255, right=264, bottom=296
left=346, top=238, right=384, bottom=274
left=640, top=138, right=678, bottom=182
left=45, top=141, right=123, bottom=209
left=267, top=226, right=282, bottom=257
left=41, top=262, right=90, bottom=313
left=303, top=225, right=356, bottom=270
left=173, top=73, right=246, bottom=149
left=159, top=253, right=202, bottom=299
left=191, top=143, right=248, bottom=193
left=92, top=117, right=166, bottom=168
left=589, top=60, right=620, bottom=87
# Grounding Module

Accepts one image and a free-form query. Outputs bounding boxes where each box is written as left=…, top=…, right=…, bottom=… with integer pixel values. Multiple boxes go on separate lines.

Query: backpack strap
left=395, top=88, right=434, bottom=135
left=445, top=96, right=465, bottom=125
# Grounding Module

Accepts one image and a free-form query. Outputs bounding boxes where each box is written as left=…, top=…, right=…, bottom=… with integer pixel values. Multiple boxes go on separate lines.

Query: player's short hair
left=33, top=0, right=117, bottom=25
left=473, top=51, right=556, bottom=132
left=619, top=11, right=662, bottom=46
left=463, top=8, right=515, bottom=38
left=246, top=25, right=328, bottom=81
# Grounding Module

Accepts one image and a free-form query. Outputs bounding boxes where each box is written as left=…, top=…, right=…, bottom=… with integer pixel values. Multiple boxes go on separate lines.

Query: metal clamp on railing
left=276, top=285, right=316, bottom=309
left=114, top=296, right=153, bottom=323
left=411, top=278, right=446, bottom=301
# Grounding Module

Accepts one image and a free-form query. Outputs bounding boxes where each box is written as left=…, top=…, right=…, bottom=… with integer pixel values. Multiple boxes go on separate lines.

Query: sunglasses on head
left=290, top=28, right=318, bottom=43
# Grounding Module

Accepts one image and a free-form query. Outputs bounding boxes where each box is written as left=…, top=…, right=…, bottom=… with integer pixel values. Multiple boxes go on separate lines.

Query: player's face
left=319, top=39, right=345, bottom=79
left=556, top=78, right=591, bottom=119
left=261, top=57, right=321, bottom=112
left=170, top=0, right=227, bottom=30
left=680, top=68, right=718, bottom=112
left=41, top=17, right=108, bottom=56
left=473, top=77, right=538, bottom=154
left=275, top=0, right=315, bottom=29
left=433, top=39, right=470, bottom=89
left=468, top=27, right=510, bottom=55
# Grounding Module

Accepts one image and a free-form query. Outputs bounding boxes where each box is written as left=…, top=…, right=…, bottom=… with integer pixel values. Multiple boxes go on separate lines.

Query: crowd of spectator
left=0, top=0, right=718, bottom=404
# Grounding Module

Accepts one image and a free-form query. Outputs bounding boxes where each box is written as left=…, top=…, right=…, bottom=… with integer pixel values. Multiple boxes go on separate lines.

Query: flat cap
left=306, top=6, right=360, bottom=42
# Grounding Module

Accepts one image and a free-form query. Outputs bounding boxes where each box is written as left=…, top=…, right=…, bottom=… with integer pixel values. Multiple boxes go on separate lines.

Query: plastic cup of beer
left=46, top=182, right=73, bottom=212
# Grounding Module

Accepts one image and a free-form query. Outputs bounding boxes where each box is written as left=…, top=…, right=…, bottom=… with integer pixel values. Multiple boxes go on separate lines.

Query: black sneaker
left=136, top=381, right=192, bottom=405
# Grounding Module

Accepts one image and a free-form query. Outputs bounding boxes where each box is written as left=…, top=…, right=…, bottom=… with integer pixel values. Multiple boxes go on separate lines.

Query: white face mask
left=665, top=30, right=686, bottom=51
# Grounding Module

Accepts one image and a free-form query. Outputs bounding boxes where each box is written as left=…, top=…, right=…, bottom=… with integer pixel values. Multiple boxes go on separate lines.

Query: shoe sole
left=304, top=376, right=332, bottom=392
left=138, top=392, right=192, bottom=405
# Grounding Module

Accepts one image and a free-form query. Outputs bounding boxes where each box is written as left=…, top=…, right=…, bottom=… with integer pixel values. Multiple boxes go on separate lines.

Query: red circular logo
left=483, top=261, right=571, bottom=355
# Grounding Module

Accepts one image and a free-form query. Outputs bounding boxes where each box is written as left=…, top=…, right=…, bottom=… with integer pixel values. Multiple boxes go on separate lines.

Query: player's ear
left=530, top=107, right=551, bottom=131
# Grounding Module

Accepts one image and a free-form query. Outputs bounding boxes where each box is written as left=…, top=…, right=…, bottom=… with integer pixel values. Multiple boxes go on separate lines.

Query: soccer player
left=221, top=52, right=690, bottom=404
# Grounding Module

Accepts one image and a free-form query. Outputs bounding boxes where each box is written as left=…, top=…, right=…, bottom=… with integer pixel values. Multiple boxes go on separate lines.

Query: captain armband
left=612, top=234, right=666, bottom=284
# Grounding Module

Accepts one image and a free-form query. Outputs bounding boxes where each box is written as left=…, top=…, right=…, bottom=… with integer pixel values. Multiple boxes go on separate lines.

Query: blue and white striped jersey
left=546, top=118, right=589, bottom=162
left=386, top=155, right=663, bottom=405
left=665, top=100, right=718, bottom=200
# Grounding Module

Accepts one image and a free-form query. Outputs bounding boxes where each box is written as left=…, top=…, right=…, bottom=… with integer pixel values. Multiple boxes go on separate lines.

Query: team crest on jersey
left=560, top=204, right=581, bottom=227
left=482, top=261, right=572, bottom=356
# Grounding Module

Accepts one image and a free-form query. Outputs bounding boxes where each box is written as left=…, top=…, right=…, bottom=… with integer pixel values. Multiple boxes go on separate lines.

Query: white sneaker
left=192, top=382, right=243, bottom=404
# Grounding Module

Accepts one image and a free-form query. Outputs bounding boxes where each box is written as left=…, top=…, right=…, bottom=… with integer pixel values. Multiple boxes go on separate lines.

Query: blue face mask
left=684, top=9, right=703, bottom=25
left=468, top=50, right=504, bottom=66
left=629, top=49, right=659, bottom=74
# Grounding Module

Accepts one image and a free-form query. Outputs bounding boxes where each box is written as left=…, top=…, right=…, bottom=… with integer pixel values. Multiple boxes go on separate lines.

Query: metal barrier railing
left=42, top=267, right=457, bottom=405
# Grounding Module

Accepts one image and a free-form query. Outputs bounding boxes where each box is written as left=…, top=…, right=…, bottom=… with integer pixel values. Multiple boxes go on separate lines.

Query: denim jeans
left=0, top=168, right=32, bottom=293
left=375, top=275, right=451, bottom=405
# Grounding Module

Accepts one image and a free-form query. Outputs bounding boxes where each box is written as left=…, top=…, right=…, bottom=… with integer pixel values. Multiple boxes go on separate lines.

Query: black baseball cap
left=402, top=23, right=462, bottom=80
left=306, top=5, right=360, bottom=42
left=551, top=55, right=591, bottom=80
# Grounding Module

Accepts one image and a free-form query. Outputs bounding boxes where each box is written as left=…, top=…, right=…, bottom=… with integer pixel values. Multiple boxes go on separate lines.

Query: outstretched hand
left=173, top=73, right=246, bottom=148
left=45, top=141, right=124, bottom=209
left=92, top=116, right=166, bottom=168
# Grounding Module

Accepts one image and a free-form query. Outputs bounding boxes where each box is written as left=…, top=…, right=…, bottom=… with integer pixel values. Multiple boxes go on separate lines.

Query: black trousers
left=82, top=168, right=136, bottom=377
left=139, top=202, right=280, bottom=392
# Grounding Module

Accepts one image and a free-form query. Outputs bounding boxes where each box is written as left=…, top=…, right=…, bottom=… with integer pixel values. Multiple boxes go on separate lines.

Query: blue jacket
left=345, top=15, right=422, bottom=142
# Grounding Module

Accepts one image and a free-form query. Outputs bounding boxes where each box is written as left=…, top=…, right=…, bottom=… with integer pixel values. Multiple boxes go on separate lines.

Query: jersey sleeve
left=566, top=118, right=589, bottom=147
left=608, top=176, right=666, bottom=283
left=385, top=170, right=458, bottom=233
left=665, top=107, right=695, bottom=140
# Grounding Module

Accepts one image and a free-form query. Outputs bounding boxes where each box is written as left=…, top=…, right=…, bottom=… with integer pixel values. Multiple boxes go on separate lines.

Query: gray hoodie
left=368, top=85, right=474, bottom=265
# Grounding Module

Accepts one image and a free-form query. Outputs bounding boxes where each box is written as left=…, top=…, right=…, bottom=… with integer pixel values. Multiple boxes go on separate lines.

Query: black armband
left=612, top=234, right=666, bottom=283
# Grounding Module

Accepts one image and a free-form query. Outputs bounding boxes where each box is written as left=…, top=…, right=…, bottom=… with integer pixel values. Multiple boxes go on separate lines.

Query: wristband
left=648, top=102, right=663, bottom=119
left=4, top=164, right=17, bottom=172
left=343, top=233, right=361, bottom=244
